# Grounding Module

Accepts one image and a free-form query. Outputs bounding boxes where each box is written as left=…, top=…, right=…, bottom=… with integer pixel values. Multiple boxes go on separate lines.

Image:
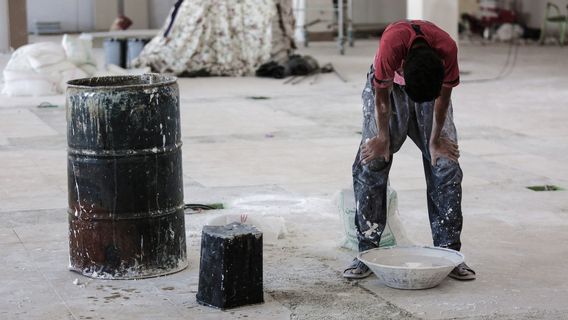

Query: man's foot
left=449, top=262, right=476, bottom=281
left=343, top=258, right=372, bottom=279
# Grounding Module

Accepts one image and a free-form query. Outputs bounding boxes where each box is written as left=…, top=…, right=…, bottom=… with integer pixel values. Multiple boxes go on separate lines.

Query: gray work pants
left=353, top=67, right=463, bottom=252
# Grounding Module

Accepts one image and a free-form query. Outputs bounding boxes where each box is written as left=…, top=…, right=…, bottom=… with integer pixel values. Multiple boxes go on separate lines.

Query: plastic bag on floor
left=495, top=23, right=523, bottom=42
left=335, top=186, right=413, bottom=251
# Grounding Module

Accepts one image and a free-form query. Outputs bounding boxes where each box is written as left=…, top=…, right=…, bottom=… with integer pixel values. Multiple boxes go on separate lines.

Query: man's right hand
left=361, top=135, right=390, bottom=164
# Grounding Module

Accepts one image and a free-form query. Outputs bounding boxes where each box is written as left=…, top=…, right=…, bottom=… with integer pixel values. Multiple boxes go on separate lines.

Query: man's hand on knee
left=429, top=135, right=460, bottom=166
left=362, top=135, right=390, bottom=164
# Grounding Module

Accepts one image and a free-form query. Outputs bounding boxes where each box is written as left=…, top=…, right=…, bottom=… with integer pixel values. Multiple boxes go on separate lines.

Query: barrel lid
left=67, top=74, right=177, bottom=90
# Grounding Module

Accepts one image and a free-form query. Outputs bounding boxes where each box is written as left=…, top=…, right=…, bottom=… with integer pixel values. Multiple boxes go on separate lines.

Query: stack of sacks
left=2, top=35, right=96, bottom=96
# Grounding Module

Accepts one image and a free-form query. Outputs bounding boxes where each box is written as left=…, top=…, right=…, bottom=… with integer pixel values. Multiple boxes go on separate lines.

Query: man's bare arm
left=429, top=86, right=459, bottom=166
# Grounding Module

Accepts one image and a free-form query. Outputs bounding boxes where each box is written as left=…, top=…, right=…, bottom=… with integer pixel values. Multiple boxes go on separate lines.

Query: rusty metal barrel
left=66, top=74, right=187, bottom=279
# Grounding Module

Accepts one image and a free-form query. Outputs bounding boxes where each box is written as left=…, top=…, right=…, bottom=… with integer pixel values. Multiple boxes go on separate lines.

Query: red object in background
left=115, top=15, right=132, bottom=30
left=497, top=9, right=517, bottom=23
left=480, top=9, right=517, bottom=27
left=118, top=15, right=133, bottom=30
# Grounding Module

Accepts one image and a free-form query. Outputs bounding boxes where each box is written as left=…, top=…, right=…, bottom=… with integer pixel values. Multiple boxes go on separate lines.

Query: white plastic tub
left=358, top=246, right=464, bottom=290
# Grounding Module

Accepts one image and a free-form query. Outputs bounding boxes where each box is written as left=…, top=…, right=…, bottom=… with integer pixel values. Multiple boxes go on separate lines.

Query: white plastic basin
left=358, top=246, right=464, bottom=290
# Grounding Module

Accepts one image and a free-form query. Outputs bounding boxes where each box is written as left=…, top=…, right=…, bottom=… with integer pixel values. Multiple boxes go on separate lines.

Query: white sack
left=2, top=36, right=97, bottom=96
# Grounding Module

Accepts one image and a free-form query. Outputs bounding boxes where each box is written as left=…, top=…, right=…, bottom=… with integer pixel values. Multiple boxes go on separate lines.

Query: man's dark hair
left=403, top=46, right=444, bottom=103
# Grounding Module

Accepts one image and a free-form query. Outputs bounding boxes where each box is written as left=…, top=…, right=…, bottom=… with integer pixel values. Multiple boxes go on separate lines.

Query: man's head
left=403, top=42, right=444, bottom=103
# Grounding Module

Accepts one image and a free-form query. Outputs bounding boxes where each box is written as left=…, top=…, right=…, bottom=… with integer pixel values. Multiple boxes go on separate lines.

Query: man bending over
left=344, top=20, right=476, bottom=281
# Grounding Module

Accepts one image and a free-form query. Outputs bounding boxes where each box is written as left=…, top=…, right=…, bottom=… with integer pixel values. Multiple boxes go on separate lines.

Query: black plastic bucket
left=66, top=74, right=187, bottom=279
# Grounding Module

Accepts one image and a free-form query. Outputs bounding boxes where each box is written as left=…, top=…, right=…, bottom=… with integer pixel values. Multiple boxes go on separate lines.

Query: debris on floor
left=246, top=96, right=271, bottom=100
left=37, top=102, right=59, bottom=108
left=184, top=203, right=225, bottom=212
left=526, top=185, right=563, bottom=191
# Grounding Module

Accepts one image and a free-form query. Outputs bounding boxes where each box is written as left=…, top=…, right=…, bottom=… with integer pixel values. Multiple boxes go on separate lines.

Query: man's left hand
left=429, top=136, right=459, bottom=166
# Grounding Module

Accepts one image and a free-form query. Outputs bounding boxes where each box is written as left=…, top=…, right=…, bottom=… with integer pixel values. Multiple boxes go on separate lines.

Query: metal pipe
left=348, top=0, right=354, bottom=47
left=338, top=0, right=344, bottom=54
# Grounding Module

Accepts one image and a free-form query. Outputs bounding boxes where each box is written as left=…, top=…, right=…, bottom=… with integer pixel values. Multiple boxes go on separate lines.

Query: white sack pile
left=132, top=0, right=277, bottom=76
left=2, top=35, right=96, bottom=97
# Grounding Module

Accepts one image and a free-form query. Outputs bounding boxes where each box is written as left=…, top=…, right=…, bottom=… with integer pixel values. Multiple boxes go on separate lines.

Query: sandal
left=343, top=258, right=372, bottom=279
left=449, top=262, right=476, bottom=281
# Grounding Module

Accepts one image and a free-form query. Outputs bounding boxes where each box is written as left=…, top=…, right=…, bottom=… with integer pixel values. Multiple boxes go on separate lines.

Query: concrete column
left=293, top=0, right=306, bottom=44
left=0, top=0, right=10, bottom=52
left=406, top=0, right=459, bottom=41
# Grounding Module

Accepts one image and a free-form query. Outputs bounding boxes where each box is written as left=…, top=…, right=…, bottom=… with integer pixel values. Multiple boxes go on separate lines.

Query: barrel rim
left=67, top=73, right=177, bottom=90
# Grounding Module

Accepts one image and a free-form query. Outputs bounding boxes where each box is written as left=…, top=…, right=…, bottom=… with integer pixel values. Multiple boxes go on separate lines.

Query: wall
left=457, top=0, right=562, bottom=29
left=25, top=0, right=173, bottom=32
left=149, top=0, right=175, bottom=29
left=407, top=0, right=459, bottom=40
left=123, top=0, right=149, bottom=30
left=23, top=0, right=406, bottom=32
left=301, top=0, right=406, bottom=33
left=26, top=0, right=93, bottom=33
left=9, top=0, right=28, bottom=49
left=22, top=0, right=559, bottom=35
left=351, top=0, right=406, bottom=26
left=93, top=0, right=115, bottom=31
left=459, top=0, right=478, bottom=15
left=302, top=0, right=334, bottom=33
left=93, top=0, right=149, bottom=31
left=520, top=0, right=566, bottom=29
left=0, top=0, right=9, bottom=52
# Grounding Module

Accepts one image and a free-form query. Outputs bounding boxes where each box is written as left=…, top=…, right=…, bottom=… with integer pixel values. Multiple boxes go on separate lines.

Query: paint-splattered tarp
left=132, top=0, right=275, bottom=76
left=271, top=0, right=296, bottom=64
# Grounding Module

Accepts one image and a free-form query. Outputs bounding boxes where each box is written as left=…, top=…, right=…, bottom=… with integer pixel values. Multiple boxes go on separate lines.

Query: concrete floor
left=1, top=38, right=568, bottom=319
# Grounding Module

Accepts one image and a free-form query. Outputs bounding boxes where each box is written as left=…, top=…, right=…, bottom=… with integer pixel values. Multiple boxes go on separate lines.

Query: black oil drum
left=66, top=74, right=187, bottom=279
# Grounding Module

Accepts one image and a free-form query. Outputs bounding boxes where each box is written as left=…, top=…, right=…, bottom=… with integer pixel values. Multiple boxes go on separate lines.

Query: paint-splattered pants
left=353, top=67, right=463, bottom=252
